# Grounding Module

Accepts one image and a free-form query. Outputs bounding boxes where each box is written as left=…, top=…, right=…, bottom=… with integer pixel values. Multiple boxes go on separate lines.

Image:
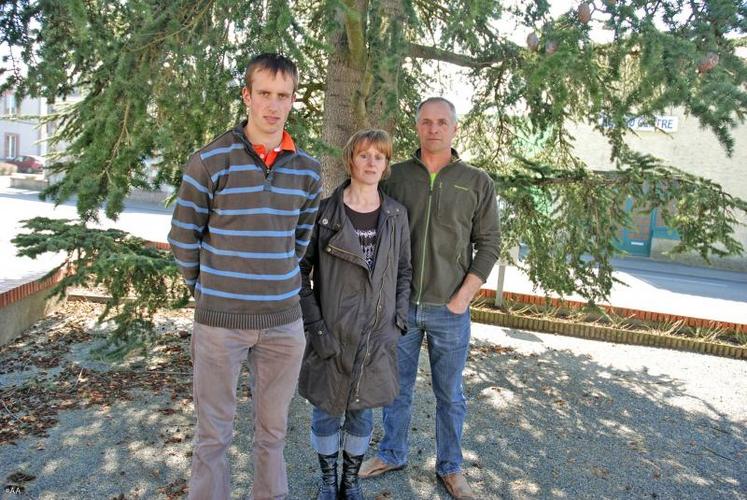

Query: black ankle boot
left=339, top=451, right=364, bottom=500
left=316, top=452, right=338, bottom=500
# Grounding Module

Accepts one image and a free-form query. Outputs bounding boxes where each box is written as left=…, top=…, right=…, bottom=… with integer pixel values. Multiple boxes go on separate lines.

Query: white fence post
left=494, top=245, right=520, bottom=308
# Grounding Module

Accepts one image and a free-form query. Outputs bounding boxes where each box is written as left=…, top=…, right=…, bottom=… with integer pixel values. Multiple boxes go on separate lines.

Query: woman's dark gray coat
left=298, top=180, right=411, bottom=416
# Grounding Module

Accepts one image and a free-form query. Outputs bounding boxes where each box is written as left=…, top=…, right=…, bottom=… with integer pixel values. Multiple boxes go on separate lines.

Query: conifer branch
left=406, top=42, right=497, bottom=68
left=111, top=101, right=131, bottom=161
left=128, top=1, right=215, bottom=52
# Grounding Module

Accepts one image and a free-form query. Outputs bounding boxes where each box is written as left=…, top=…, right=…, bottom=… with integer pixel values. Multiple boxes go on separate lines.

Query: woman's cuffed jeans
left=311, top=406, right=373, bottom=456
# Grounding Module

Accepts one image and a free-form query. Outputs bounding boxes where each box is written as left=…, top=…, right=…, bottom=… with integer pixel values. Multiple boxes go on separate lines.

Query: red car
left=6, top=155, right=45, bottom=173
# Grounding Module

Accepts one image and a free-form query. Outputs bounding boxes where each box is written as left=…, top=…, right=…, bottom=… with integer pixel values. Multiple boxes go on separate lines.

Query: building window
left=4, top=133, right=19, bottom=158
left=3, top=94, right=17, bottom=115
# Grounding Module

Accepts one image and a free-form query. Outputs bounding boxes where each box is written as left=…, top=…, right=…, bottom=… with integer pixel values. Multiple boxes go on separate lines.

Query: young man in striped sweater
left=168, top=53, right=322, bottom=500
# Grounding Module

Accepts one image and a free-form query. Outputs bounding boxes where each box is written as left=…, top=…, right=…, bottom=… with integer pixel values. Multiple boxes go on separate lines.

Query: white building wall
left=0, top=92, right=47, bottom=157
left=568, top=108, right=747, bottom=270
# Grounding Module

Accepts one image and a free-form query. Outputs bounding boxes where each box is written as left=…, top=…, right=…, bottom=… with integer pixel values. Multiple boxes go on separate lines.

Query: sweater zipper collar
left=231, top=121, right=294, bottom=178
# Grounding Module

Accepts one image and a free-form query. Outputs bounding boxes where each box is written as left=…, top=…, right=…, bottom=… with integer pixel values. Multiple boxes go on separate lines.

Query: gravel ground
left=1, top=303, right=745, bottom=499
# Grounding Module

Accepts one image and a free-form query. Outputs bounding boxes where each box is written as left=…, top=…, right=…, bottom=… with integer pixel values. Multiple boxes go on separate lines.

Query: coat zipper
left=416, top=178, right=434, bottom=304
left=352, top=223, right=394, bottom=404
left=326, top=243, right=367, bottom=268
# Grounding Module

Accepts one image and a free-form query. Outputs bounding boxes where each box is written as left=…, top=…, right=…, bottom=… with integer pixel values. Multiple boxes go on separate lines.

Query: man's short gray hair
left=415, top=97, right=457, bottom=123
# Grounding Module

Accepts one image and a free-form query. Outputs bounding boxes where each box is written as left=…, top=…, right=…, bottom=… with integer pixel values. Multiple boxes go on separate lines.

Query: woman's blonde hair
left=341, top=129, right=393, bottom=180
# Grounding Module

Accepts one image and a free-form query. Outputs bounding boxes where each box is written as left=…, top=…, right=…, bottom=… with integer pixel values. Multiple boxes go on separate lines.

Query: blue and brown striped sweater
left=168, top=122, right=322, bottom=330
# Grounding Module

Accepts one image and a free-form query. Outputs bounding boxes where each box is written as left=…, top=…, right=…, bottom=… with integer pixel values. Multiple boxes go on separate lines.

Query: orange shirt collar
left=252, top=130, right=296, bottom=154
left=251, top=131, right=296, bottom=168
left=279, top=130, right=296, bottom=152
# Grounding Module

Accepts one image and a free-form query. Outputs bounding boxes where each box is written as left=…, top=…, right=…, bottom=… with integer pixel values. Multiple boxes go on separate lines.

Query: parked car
left=5, top=155, right=45, bottom=173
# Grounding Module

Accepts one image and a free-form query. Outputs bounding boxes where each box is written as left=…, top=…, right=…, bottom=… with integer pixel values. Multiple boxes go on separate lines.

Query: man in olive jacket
left=360, top=97, right=500, bottom=499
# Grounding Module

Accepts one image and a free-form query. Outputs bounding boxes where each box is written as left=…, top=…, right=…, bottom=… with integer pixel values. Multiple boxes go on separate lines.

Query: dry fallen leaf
left=592, top=466, right=609, bottom=479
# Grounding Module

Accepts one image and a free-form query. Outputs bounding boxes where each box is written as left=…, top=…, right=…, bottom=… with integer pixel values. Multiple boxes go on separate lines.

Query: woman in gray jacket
left=299, top=129, right=411, bottom=500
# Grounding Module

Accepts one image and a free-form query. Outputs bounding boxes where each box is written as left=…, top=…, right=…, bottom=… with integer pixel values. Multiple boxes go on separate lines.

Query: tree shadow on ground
left=0, top=306, right=195, bottom=498
left=341, top=338, right=746, bottom=500
left=1, top=391, right=193, bottom=498
left=1, top=308, right=745, bottom=499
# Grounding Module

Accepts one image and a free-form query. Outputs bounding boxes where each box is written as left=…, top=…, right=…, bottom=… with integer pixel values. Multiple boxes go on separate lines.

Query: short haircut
left=342, top=129, right=393, bottom=180
left=244, top=53, right=299, bottom=92
left=415, top=97, right=457, bottom=123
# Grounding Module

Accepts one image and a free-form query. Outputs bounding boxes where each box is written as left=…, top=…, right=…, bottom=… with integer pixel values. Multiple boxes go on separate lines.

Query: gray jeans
left=187, top=318, right=305, bottom=500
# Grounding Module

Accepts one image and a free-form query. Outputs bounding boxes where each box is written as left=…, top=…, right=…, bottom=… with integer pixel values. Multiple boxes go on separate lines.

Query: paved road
left=0, top=181, right=172, bottom=293
left=2, top=180, right=746, bottom=323
left=485, top=256, right=747, bottom=324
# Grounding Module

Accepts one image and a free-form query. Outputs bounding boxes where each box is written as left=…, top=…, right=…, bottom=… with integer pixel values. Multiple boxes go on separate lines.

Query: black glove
left=305, top=319, right=340, bottom=359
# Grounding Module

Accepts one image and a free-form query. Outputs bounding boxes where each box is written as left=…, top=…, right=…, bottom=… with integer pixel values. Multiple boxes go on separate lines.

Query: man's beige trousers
left=187, top=319, right=305, bottom=500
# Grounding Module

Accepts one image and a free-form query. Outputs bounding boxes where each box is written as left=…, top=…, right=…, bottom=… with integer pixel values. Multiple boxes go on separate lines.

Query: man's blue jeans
left=311, top=405, right=373, bottom=456
left=378, top=303, right=471, bottom=476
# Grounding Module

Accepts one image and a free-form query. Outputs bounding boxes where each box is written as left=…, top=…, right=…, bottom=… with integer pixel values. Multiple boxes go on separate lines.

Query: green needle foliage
left=11, top=218, right=190, bottom=357
left=2, top=0, right=746, bottom=343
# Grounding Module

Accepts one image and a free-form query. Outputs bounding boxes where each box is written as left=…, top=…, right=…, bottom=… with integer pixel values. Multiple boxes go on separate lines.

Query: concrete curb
left=2, top=261, right=743, bottom=360
left=0, top=268, right=64, bottom=309
left=66, top=290, right=195, bottom=307
left=0, top=268, right=66, bottom=346
left=0, top=237, right=170, bottom=346
left=9, top=173, right=47, bottom=190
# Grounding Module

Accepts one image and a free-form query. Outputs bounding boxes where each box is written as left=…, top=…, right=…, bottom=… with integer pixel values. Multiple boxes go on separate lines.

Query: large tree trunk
left=320, top=0, right=370, bottom=194
left=365, top=0, right=406, bottom=134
